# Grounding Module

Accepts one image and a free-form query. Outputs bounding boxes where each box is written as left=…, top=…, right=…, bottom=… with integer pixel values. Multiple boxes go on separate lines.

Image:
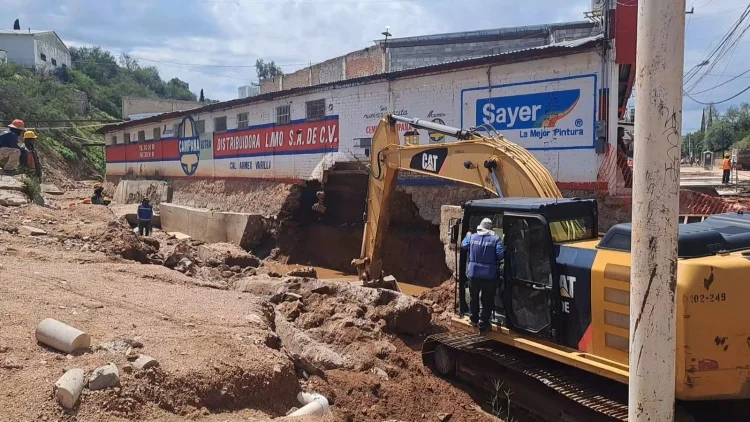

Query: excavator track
left=423, top=332, right=628, bottom=421
left=422, top=332, right=750, bottom=421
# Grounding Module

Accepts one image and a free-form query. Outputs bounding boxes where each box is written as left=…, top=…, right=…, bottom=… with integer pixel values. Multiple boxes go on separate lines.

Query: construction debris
left=35, top=318, right=91, bottom=354
left=89, top=362, right=120, bottom=390
left=131, top=355, right=159, bottom=370
left=54, top=368, right=85, bottom=409
left=18, top=225, right=46, bottom=236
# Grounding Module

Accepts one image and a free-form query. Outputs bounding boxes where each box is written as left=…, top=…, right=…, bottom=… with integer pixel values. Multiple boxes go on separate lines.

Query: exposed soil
left=0, top=187, right=494, bottom=421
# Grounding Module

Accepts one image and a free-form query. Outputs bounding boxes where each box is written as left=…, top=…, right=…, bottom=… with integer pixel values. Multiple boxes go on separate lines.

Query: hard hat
left=23, top=130, right=37, bottom=139
left=8, top=119, right=24, bottom=130
left=725, top=153, right=730, bottom=158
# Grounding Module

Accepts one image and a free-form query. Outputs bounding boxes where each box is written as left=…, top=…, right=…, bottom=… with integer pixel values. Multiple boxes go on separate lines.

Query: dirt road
left=0, top=198, right=495, bottom=421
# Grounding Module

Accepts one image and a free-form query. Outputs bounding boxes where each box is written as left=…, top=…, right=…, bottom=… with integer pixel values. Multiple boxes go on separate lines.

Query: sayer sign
left=461, top=75, right=597, bottom=150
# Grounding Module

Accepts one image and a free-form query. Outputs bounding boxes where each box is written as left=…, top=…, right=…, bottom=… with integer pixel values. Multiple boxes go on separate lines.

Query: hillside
left=0, top=47, right=200, bottom=186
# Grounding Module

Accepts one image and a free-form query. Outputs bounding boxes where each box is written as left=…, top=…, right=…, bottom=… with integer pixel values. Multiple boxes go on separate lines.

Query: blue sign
left=476, top=89, right=581, bottom=130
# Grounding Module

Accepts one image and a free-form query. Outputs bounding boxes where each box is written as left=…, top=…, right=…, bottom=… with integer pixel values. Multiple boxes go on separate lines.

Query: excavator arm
left=353, top=114, right=565, bottom=287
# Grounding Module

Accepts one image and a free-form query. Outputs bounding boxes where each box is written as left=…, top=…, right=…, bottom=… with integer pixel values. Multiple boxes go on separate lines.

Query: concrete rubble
left=0, top=190, right=28, bottom=207
left=55, top=368, right=85, bottom=409
left=131, top=355, right=159, bottom=370
left=89, top=362, right=120, bottom=390
left=18, top=225, right=46, bottom=236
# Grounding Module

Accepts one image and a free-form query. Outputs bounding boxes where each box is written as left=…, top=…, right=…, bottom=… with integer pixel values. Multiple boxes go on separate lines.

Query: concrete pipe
left=55, top=368, right=85, bottom=409
left=35, top=318, right=91, bottom=353
left=288, top=401, right=329, bottom=417
left=297, top=392, right=327, bottom=405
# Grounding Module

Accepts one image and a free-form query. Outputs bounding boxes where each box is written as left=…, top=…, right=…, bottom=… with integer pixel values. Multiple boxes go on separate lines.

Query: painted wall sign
left=461, top=75, right=597, bottom=150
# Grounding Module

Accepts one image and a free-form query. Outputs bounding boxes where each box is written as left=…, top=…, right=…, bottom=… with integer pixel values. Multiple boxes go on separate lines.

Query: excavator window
left=503, top=214, right=555, bottom=336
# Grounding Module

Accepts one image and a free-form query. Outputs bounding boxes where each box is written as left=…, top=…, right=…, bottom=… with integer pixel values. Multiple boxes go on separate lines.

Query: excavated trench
left=264, top=170, right=452, bottom=288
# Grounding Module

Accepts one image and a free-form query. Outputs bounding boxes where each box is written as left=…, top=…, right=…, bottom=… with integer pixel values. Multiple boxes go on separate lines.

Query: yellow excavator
left=354, top=114, right=750, bottom=421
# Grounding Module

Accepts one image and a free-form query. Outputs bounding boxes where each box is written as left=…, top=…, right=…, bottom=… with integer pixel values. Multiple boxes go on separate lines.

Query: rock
left=141, top=237, right=160, bottom=251
left=41, top=183, right=64, bottom=195
left=132, top=355, right=159, bottom=370
left=286, top=267, right=318, bottom=278
left=437, top=413, right=452, bottom=421
left=197, top=243, right=260, bottom=268
left=122, top=364, right=133, bottom=373
left=82, top=301, right=104, bottom=309
left=174, top=257, right=195, bottom=274
left=230, top=265, right=242, bottom=272
left=268, top=271, right=282, bottom=278
left=164, top=242, right=194, bottom=268
left=284, top=292, right=303, bottom=302
left=0, top=190, right=29, bottom=207
left=0, top=345, right=8, bottom=353
left=1, top=358, right=23, bottom=369
left=0, top=175, right=24, bottom=191
left=310, top=285, right=333, bottom=295
left=371, top=366, right=389, bottom=380
left=221, top=270, right=234, bottom=279
left=274, top=313, right=349, bottom=374
left=167, top=232, right=192, bottom=240
left=98, top=338, right=144, bottom=354
left=89, top=363, right=120, bottom=390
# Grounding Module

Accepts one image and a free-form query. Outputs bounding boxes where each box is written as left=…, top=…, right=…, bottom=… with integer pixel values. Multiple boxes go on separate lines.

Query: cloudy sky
left=6, top=0, right=750, bottom=134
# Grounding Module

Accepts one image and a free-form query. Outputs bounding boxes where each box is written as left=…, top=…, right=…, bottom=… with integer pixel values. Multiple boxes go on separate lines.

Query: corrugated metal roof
left=380, top=21, right=596, bottom=47
left=97, top=34, right=603, bottom=134
left=0, top=29, right=53, bottom=35
left=398, top=34, right=603, bottom=73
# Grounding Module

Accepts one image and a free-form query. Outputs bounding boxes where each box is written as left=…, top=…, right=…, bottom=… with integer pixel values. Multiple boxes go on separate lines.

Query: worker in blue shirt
left=461, top=218, right=504, bottom=331
left=137, top=198, right=153, bottom=236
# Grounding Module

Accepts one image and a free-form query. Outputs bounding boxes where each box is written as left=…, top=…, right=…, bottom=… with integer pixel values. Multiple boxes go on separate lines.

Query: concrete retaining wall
left=113, top=180, right=171, bottom=205
left=160, top=203, right=265, bottom=249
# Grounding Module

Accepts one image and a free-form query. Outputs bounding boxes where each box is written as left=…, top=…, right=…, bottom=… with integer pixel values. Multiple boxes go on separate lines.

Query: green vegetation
left=0, top=46, right=202, bottom=179
left=683, top=103, right=750, bottom=156
left=255, top=59, right=283, bottom=80
left=21, top=175, right=41, bottom=200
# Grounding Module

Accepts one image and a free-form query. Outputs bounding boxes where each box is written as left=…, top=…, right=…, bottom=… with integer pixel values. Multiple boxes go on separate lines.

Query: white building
left=0, top=29, right=71, bottom=71
left=101, top=35, right=625, bottom=200
left=238, top=85, right=260, bottom=99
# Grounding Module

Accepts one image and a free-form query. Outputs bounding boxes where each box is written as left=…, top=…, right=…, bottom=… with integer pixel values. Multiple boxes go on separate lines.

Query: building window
left=237, top=112, right=249, bottom=130
left=51, top=58, right=57, bottom=66
left=214, top=116, right=227, bottom=133
left=196, top=120, right=206, bottom=135
left=124, top=133, right=131, bottom=144
left=40, top=53, right=46, bottom=62
left=305, top=99, right=326, bottom=121
left=111, top=135, right=117, bottom=145
left=275, top=105, right=291, bottom=125
left=153, top=127, right=161, bottom=141
left=137, top=130, right=146, bottom=142
left=172, top=124, right=179, bottom=137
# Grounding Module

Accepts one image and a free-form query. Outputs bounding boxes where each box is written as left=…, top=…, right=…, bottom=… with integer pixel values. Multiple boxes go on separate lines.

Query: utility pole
left=630, top=0, right=686, bottom=420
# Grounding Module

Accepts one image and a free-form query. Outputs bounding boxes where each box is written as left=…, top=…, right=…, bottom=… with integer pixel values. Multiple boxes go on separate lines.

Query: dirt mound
left=97, top=226, right=156, bottom=263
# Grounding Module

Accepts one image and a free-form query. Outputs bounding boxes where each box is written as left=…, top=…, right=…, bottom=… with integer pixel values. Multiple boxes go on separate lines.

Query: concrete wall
left=112, top=180, right=171, bottom=205
left=160, top=203, right=265, bottom=249
left=33, top=32, right=70, bottom=71
left=122, top=97, right=203, bottom=119
left=0, top=34, right=35, bottom=67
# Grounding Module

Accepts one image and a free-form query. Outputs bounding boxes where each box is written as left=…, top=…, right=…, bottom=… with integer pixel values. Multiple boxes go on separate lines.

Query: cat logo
left=408, top=147, right=448, bottom=174
left=422, top=153, right=438, bottom=171
left=560, top=275, right=576, bottom=314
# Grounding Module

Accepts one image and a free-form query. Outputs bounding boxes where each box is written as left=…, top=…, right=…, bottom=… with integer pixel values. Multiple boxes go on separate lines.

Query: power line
left=683, top=83, right=750, bottom=105
left=689, top=68, right=750, bottom=94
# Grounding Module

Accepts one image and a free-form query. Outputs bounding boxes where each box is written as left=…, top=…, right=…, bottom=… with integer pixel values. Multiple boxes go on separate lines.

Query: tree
left=70, top=46, right=119, bottom=85
left=199, top=89, right=205, bottom=102
left=119, top=54, right=140, bottom=71
left=704, top=120, right=735, bottom=152
left=255, top=59, right=283, bottom=80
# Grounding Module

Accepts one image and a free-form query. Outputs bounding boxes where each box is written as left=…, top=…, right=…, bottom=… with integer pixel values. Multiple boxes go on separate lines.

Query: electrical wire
left=689, top=68, right=750, bottom=95
left=683, top=83, right=750, bottom=105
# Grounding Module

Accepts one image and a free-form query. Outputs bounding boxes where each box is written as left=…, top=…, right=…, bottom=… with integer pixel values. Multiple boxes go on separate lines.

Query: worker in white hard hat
left=461, top=217, right=504, bottom=332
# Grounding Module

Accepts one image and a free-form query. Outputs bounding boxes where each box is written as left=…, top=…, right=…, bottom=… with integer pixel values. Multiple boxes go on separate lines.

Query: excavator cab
left=452, top=198, right=598, bottom=342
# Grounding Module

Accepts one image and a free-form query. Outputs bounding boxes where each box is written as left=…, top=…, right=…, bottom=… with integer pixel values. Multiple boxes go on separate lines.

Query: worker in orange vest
left=722, top=153, right=732, bottom=185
